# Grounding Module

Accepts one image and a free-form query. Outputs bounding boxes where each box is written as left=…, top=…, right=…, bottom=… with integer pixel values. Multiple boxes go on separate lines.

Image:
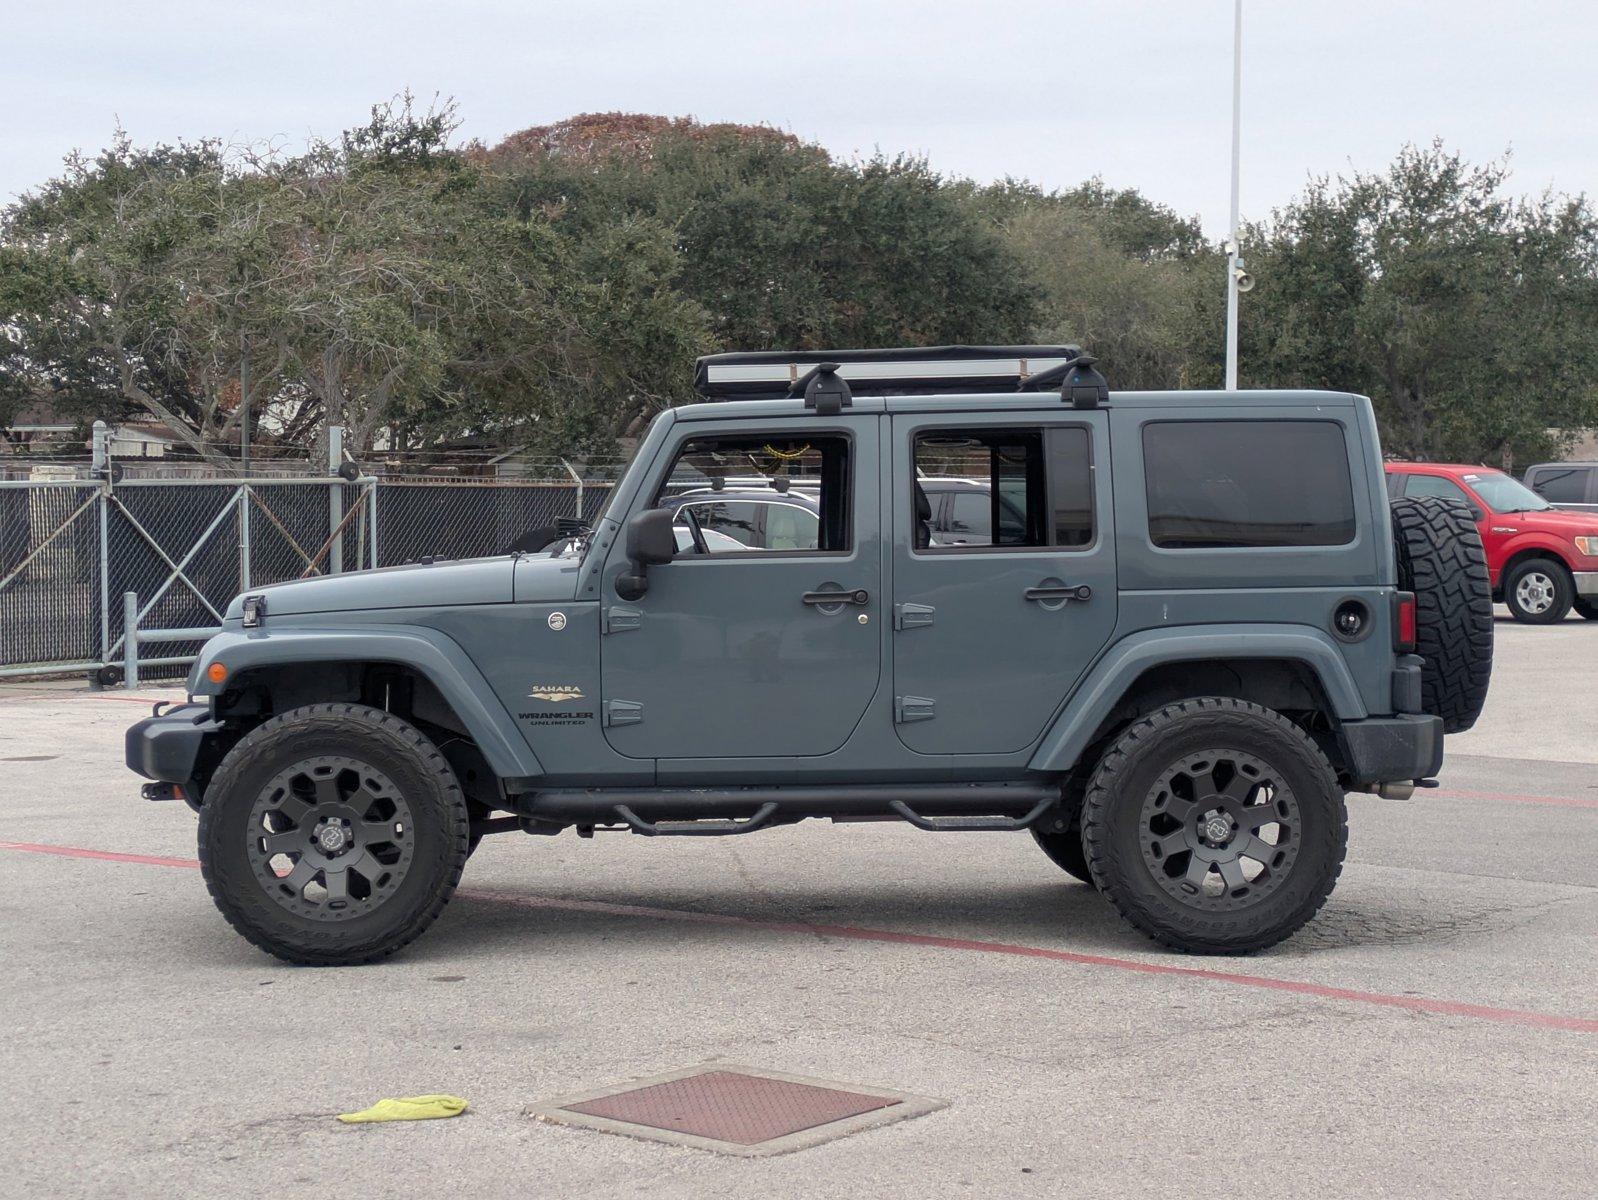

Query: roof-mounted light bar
left=693, top=345, right=1088, bottom=400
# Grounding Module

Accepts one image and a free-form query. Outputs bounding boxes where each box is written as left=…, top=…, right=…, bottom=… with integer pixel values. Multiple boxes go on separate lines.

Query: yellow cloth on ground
left=336, top=1094, right=468, bottom=1124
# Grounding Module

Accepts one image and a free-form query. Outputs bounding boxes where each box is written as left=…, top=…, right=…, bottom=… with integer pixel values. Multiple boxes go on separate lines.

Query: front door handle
left=1024, top=584, right=1092, bottom=603
left=802, top=588, right=870, bottom=607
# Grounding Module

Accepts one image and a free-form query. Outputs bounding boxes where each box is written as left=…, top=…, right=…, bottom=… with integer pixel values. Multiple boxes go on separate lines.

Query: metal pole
left=327, top=425, right=344, bottom=574
left=122, top=591, right=139, bottom=689
left=562, top=458, right=583, bottom=521
left=368, top=480, right=379, bottom=568
left=93, top=421, right=111, bottom=669
left=1223, top=0, right=1243, bottom=391
left=239, top=334, right=251, bottom=591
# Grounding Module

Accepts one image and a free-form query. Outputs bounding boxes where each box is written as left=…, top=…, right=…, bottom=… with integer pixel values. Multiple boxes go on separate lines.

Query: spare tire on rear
left=1389, top=496, right=1493, bottom=733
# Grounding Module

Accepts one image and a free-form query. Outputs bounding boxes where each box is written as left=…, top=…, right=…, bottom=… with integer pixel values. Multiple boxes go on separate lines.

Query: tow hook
left=141, top=782, right=183, bottom=802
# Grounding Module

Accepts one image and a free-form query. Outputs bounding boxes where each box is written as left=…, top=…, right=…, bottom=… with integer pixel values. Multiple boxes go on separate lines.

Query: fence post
left=122, top=591, right=139, bottom=689
left=238, top=483, right=252, bottom=594
left=93, top=421, right=112, bottom=669
left=327, top=425, right=344, bottom=574
left=562, top=459, right=584, bottom=521
left=368, top=481, right=379, bottom=568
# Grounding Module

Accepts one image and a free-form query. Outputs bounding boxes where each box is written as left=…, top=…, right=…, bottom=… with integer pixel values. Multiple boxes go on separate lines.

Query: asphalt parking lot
left=2, top=613, right=1595, bottom=1199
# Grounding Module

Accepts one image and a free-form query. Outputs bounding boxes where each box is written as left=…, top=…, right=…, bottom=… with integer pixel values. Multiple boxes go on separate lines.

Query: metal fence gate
left=0, top=449, right=607, bottom=682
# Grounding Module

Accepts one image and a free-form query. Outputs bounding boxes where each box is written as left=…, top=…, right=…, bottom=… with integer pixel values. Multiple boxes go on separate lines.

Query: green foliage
left=2, top=108, right=1595, bottom=468
left=975, top=179, right=1220, bottom=389
left=1241, top=141, right=1598, bottom=467
left=483, top=124, right=1036, bottom=352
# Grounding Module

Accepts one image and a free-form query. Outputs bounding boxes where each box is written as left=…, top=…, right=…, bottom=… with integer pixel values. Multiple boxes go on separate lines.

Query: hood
left=1493, top=508, right=1598, bottom=535
left=225, top=556, right=519, bottom=619
left=512, top=550, right=588, bottom=602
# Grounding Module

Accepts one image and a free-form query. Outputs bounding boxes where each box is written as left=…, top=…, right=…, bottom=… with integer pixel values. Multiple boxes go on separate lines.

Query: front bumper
left=1340, top=714, right=1444, bottom=786
left=125, top=703, right=221, bottom=804
left=1573, top=570, right=1598, bottom=597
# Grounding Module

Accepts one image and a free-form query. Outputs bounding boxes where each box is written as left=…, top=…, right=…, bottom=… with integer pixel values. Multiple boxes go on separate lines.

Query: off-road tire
left=1390, top=496, right=1493, bottom=732
left=197, top=704, right=469, bottom=966
left=1082, top=698, right=1347, bottom=955
left=1503, top=556, right=1574, bottom=625
left=1575, top=598, right=1598, bottom=621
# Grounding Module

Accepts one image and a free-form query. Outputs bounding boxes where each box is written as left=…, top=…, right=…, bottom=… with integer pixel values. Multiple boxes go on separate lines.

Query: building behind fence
left=0, top=423, right=613, bottom=680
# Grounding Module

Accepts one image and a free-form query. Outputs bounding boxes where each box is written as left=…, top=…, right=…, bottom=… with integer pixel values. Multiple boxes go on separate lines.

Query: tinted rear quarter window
left=1528, top=466, right=1591, bottom=504
left=1144, top=420, right=1356, bottom=549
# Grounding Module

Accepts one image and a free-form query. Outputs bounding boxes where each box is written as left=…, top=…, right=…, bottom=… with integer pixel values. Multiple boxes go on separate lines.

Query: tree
left=1242, top=142, right=1598, bottom=467
left=481, top=115, right=1038, bottom=353
left=977, top=179, right=1221, bottom=389
left=0, top=99, right=715, bottom=459
left=0, top=134, right=255, bottom=462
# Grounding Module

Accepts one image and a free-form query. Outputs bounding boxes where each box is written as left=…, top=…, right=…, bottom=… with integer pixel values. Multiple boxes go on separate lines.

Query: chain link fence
left=0, top=434, right=613, bottom=681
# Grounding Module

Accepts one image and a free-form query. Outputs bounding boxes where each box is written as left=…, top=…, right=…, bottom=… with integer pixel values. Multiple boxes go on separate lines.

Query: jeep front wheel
left=1082, top=698, right=1347, bottom=955
left=197, top=704, right=470, bottom=966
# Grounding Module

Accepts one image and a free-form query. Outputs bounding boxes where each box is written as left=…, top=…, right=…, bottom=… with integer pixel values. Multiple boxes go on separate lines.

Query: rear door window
left=1143, top=420, right=1356, bottom=549
left=913, top=426, right=1094, bottom=551
left=1527, top=466, right=1591, bottom=504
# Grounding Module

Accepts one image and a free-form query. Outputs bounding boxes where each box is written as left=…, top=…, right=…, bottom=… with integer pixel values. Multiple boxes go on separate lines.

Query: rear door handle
left=1024, top=584, right=1092, bottom=603
left=802, top=588, right=870, bottom=606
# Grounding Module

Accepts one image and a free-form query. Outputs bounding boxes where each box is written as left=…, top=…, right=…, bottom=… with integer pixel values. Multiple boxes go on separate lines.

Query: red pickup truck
left=1386, top=463, right=1598, bottom=623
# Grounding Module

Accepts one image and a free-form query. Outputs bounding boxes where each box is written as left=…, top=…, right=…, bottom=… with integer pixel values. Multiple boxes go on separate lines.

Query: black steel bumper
left=1340, top=713, right=1444, bottom=785
left=125, top=703, right=221, bottom=800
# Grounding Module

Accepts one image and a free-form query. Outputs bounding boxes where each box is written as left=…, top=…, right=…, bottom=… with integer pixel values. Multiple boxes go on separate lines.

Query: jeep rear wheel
left=1082, top=698, right=1347, bottom=955
left=197, top=704, right=469, bottom=966
left=1390, top=496, right=1493, bottom=732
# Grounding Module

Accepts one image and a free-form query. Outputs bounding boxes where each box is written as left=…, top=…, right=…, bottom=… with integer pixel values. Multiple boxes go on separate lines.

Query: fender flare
left=1027, top=624, right=1368, bottom=774
left=189, top=625, right=543, bottom=780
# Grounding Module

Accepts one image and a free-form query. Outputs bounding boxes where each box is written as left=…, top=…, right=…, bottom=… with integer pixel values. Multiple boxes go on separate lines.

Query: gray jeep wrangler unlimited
left=126, top=346, right=1493, bottom=964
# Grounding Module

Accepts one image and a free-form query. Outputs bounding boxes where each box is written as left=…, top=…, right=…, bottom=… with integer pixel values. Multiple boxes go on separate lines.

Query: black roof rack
left=694, top=345, right=1088, bottom=400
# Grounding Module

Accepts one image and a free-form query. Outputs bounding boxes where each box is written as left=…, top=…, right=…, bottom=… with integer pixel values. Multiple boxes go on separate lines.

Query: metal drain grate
left=529, top=1064, right=946, bottom=1157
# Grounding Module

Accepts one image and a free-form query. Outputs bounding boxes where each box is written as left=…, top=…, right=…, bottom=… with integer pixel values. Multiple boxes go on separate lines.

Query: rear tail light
left=1394, top=592, right=1418, bottom=653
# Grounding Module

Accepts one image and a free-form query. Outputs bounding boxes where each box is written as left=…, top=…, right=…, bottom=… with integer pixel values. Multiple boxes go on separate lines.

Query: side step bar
left=515, top=781, right=1061, bottom=837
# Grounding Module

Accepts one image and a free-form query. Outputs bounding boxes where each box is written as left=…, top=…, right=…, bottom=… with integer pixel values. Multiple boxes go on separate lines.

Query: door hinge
left=893, top=602, right=935, bottom=631
left=604, top=606, right=642, bottom=634
left=604, top=699, right=644, bottom=727
left=895, top=695, right=936, bottom=723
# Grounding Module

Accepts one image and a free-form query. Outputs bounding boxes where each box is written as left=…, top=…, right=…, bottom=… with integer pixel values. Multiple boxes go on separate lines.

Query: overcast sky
left=5, top=0, right=1595, bottom=233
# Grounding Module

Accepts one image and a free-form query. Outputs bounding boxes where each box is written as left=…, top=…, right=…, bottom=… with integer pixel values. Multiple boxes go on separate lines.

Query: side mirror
left=615, top=507, right=676, bottom=600
left=628, top=507, right=677, bottom=565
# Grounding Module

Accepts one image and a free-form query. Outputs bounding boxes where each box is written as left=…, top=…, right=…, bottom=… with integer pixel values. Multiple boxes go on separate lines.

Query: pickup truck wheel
left=197, top=703, right=469, bottom=966
left=1390, top=496, right=1493, bottom=731
left=1082, top=698, right=1346, bottom=955
left=1504, top=557, right=1574, bottom=624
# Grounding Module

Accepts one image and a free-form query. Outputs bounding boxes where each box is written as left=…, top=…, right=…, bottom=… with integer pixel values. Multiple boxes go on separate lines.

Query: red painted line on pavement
left=458, top=888, right=1598, bottom=1034
left=0, top=841, right=201, bottom=869
left=0, top=693, right=175, bottom=706
left=4, top=839, right=1592, bottom=1034
left=1427, top=788, right=1598, bottom=811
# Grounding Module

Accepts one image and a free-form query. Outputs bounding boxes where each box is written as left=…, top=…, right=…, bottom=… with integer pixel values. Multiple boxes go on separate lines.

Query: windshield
left=1461, top=471, right=1552, bottom=513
